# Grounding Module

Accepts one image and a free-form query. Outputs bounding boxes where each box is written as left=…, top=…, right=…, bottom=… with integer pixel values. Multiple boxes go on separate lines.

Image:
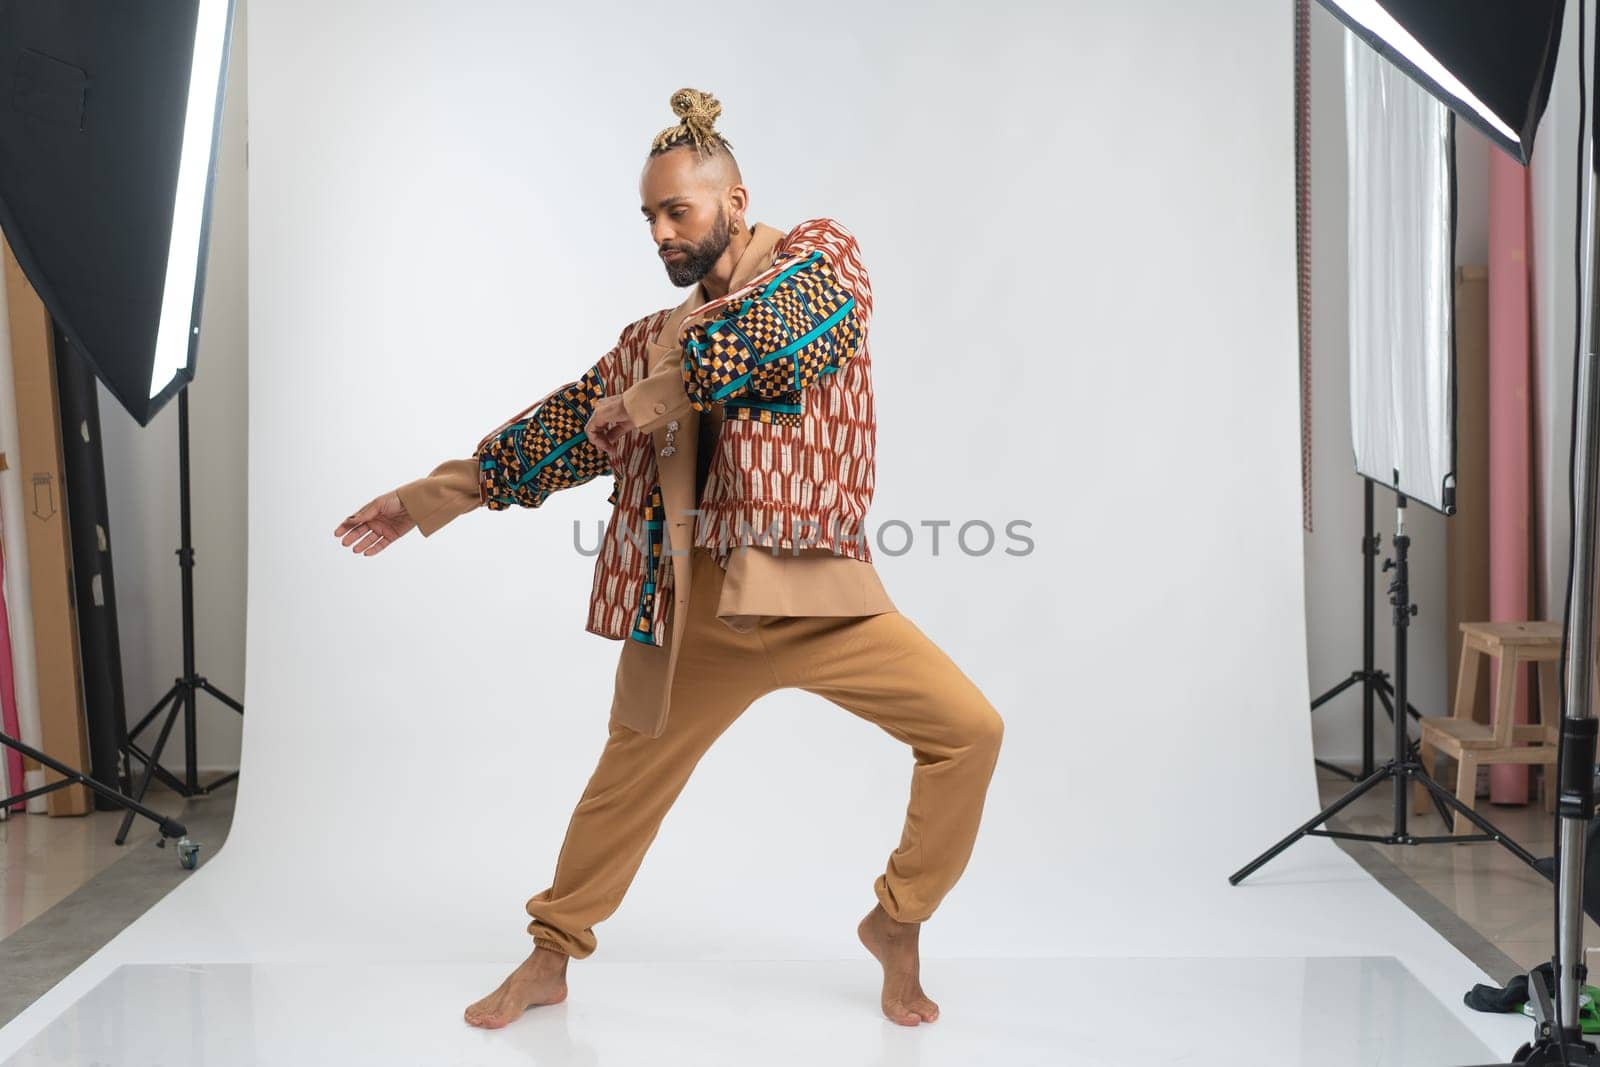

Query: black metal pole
left=119, top=382, right=244, bottom=836
left=1363, top=478, right=1377, bottom=776
left=0, top=728, right=186, bottom=840
left=179, top=387, right=198, bottom=791
left=1391, top=496, right=1412, bottom=837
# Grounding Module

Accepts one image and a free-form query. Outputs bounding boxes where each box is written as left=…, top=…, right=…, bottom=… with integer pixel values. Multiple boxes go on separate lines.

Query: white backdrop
left=242, top=0, right=1322, bottom=960
left=0, top=1, right=1534, bottom=1061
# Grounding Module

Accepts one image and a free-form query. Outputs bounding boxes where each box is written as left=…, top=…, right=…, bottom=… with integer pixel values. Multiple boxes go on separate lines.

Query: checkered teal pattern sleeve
left=678, top=218, right=868, bottom=413
left=474, top=362, right=613, bottom=511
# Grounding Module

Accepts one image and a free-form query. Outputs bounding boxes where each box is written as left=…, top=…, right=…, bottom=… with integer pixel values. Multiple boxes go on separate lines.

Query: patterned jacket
left=471, top=216, right=877, bottom=647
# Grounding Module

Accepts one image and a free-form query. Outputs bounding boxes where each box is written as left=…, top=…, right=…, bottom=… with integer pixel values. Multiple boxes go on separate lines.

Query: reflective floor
left=1316, top=764, right=1600, bottom=977
left=0, top=956, right=1499, bottom=1067
left=0, top=766, right=1561, bottom=1064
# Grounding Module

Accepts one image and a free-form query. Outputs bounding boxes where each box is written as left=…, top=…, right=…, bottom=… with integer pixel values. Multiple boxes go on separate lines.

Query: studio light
left=1316, top=0, right=1563, bottom=164
left=0, top=0, right=236, bottom=426
left=0, top=0, right=242, bottom=856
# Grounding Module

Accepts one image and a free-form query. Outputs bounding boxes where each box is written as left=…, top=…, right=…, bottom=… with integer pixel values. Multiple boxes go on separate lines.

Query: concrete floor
left=1313, top=759, right=1594, bottom=984
left=0, top=778, right=236, bottom=1028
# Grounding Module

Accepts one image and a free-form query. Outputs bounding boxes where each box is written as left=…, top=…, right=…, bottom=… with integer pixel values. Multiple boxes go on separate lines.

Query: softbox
left=1345, top=34, right=1457, bottom=514
left=0, top=0, right=236, bottom=426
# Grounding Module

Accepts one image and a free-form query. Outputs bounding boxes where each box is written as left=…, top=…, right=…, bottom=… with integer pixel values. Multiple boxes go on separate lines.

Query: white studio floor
left=0, top=957, right=1515, bottom=1066
left=0, top=834, right=1537, bottom=1066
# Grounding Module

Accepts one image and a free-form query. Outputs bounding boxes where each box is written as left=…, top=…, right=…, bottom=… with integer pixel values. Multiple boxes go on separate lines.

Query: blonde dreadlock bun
left=651, top=88, right=734, bottom=157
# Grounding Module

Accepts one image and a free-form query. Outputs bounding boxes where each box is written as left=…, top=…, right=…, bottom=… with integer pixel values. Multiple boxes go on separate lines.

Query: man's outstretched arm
left=475, top=361, right=615, bottom=514
left=337, top=347, right=623, bottom=555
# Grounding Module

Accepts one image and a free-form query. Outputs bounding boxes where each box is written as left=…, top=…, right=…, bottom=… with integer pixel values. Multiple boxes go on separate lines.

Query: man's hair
left=650, top=87, right=736, bottom=161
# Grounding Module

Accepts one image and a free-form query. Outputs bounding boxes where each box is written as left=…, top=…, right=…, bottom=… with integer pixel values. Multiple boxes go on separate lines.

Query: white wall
left=1304, top=5, right=1491, bottom=765
left=97, top=1, right=249, bottom=774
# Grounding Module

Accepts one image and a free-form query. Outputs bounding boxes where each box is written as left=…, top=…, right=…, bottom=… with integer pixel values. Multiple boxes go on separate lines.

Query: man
left=333, top=88, right=1004, bottom=1030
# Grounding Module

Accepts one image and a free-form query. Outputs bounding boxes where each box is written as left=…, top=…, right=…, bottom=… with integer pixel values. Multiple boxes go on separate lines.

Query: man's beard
left=661, top=206, right=731, bottom=287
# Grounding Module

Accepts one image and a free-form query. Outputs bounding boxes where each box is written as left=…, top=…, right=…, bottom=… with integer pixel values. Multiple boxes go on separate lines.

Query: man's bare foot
left=857, top=903, right=940, bottom=1026
left=463, top=946, right=570, bottom=1029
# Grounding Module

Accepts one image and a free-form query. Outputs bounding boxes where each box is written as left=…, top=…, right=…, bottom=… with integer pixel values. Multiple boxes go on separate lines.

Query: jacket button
left=653, top=402, right=667, bottom=415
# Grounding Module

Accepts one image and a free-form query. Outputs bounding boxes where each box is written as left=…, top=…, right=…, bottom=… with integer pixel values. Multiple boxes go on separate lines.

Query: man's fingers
left=588, top=422, right=622, bottom=464
left=336, top=501, right=377, bottom=537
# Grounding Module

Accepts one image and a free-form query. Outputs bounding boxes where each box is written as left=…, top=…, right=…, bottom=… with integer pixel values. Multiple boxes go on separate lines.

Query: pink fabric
left=0, top=531, right=24, bottom=812
left=1487, top=151, right=1534, bottom=804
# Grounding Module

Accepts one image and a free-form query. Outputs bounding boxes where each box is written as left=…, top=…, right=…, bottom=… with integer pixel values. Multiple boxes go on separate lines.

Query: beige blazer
left=397, top=221, right=893, bottom=736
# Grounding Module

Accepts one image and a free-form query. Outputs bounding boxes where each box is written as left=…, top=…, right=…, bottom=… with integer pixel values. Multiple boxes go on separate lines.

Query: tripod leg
left=116, top=696, right=183, bottom=845
left=197, top=678, right=243, bottom=715
left=200, top=769, right=239, bottom=792
left=123, top=687, right=190, bottom=796
left=123, top=741, right=192, bottom=796
left=0, top=731, right=187, bottom=839
left=127, top=683, right=182, bottom=742
left=1311, top=672, right=1362, bottom=712
left=1374, top=683, right=1400, bottom=726
left=1410, top=767, right=1541, bottom=869
left=1230, top=764, right=1395, bottom=885
left=1315, top=758, right=1361, bottom=782
left=1407, top=740, right=1451, bottom=822
left=1415, top=743, right=1454, bottom=825
left=1373, top=674, right=1426, bottom=723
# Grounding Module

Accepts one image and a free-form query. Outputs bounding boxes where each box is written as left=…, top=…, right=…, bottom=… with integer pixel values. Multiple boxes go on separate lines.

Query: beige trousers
left=524, top=545, right=1005, bottom=959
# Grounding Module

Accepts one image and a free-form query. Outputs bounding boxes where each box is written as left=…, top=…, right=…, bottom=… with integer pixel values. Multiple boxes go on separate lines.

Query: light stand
left=1231, top=494, right=1539, bottom=885
left=0, top=0, right=238, bottom=868
left=115, top=386, right=242, bottom=846
left=0, top=726, right=194, bottom=864
left=1312, top=476, right=1426, bottom=781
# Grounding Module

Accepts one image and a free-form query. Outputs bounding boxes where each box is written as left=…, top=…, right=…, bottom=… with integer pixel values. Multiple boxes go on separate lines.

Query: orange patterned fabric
left=471, top=218, right=878, bottom=645
left=679, top=218, right=876, bottom=570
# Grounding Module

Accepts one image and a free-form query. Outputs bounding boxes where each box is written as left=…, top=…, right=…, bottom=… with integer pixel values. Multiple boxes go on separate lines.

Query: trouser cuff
left=532, top=936, right=575, bottom=958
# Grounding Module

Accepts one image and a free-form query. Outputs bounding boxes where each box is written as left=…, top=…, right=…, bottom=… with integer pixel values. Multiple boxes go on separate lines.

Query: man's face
left=640, top=151, right=733, bottom=288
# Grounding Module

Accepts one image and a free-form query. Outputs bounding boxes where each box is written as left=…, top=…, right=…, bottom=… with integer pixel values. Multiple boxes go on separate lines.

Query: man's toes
left=465, top=999, right=505, bottom=1028
left=911, top=996, right=940, bottom=1022
left=883, top=1001, right=922, bottom=1026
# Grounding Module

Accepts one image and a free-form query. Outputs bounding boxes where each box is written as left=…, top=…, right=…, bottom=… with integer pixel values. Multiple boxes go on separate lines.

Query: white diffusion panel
left=1346, top=31, right=1458, bottom=513
left=0, top=2, right=1529, bottom=1061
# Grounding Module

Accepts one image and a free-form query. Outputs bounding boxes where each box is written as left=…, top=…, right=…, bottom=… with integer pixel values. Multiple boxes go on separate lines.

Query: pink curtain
left=1487, top=150, right=1534, bottom=804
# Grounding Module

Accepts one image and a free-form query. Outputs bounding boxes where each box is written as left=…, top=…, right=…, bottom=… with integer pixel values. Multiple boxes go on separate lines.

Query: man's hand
left=585, top=394, right=637, bottom=467
left=334, top=489, right=417, bottom=556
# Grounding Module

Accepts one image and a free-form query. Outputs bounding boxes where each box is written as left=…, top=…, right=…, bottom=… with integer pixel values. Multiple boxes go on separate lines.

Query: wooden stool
left=1412, top=621, right=1560, bottom=834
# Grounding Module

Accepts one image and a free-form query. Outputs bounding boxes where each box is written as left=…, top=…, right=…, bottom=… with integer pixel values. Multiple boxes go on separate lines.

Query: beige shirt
left=395, top=449, right=894, bottom=635
left=689, top=398, right=891, bottom=631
